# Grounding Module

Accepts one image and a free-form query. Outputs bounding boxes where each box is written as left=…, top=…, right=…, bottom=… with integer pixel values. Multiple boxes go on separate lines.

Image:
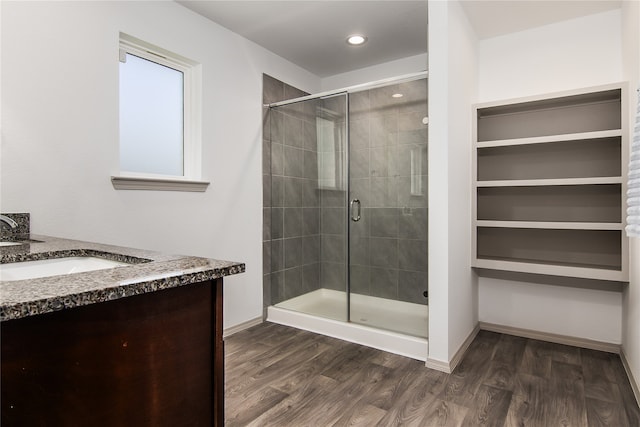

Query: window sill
left=111, top=176, right=210, bottom=192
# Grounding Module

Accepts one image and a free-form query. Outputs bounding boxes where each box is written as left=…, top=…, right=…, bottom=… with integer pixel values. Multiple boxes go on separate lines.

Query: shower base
left=267, top=289, right=428, bottom=361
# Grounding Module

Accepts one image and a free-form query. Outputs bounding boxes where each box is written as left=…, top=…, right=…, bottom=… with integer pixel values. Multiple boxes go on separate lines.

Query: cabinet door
left=1, top=280, right=223, bottom=426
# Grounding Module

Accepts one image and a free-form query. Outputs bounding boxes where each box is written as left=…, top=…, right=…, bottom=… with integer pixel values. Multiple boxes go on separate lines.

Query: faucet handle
left=0, top=215, right=19, bottom=230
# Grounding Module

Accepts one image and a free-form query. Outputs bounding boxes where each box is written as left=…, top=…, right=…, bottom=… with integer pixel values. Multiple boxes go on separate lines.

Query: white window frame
left=112, top=33, right=207, bottom=192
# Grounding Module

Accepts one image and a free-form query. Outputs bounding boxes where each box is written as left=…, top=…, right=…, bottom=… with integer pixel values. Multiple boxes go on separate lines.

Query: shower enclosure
left=264, top=74, right=428, bottom=356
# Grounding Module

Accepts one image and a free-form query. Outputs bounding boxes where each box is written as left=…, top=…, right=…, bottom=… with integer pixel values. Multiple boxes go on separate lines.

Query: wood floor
left=224, top=322, right=640, bottom=426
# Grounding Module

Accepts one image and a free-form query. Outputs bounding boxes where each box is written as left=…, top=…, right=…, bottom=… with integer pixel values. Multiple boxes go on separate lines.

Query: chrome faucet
left=0, top=215, right=18, bottom=230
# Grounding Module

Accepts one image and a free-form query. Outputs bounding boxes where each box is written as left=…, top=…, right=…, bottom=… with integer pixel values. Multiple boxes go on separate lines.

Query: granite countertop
left=0, top=235, right=245, bottom=322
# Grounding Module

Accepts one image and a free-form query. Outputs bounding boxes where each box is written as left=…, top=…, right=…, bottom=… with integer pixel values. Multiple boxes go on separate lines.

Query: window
left=120, top=53, right=184, bottom=176
left=113, top=33, right=207, bottom=192
left=316, top=113, right=345, bottom=190
left=317, top=117, right=339, bottom=189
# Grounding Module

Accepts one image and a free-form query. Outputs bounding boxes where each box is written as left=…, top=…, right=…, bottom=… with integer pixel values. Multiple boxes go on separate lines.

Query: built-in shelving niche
left=472, top=83, right=629, bottom=282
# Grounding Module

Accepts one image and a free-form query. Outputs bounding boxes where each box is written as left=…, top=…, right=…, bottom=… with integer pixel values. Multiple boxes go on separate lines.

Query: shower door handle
left=350, top=199, right=361, bottom=222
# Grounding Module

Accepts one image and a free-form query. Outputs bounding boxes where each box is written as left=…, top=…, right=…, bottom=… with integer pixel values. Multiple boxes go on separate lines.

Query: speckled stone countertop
left=0, top=235, right=245, bottom=322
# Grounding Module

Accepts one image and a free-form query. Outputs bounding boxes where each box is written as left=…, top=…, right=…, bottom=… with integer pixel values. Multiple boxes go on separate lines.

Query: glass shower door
left=270, top=93, right=349, bottom=322
left=347, top=78, right=429, bottom=338
left=269, top=77, right=428, bottom=339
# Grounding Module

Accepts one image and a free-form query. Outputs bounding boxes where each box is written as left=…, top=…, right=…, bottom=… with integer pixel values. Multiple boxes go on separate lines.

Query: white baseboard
left=425, top=357, right=451, bottom=373
left=426, top=324, right=480, bottom=373
left=620, top=348, right=640, bottom=407
left=479, top=322, right=621, bottom=354
left=223, top=316, right=263, bottom=338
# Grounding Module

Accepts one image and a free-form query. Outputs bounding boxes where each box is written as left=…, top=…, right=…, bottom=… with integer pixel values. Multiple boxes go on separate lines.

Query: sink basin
left=0, top=257, right=131, bottom=281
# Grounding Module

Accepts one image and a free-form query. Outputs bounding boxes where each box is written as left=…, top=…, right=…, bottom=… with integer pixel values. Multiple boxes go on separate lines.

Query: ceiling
left=178, top=1, right=428, bottom=77
left=177, top=0, right=621, bottom=78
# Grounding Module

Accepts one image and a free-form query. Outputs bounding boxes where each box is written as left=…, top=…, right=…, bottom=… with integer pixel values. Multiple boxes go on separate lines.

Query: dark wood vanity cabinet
left=1, top=278, right=225, bottom=426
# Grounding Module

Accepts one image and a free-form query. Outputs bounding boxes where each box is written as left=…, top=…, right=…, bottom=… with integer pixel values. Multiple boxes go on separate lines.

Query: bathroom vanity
left=0, top=235, right=244, bottom=426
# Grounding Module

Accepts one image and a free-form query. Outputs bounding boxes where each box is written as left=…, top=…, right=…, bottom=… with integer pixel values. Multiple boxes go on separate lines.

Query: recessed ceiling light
left=346, top=34, right=367, bottom=46
left=392, top=93, right=403, bottom=98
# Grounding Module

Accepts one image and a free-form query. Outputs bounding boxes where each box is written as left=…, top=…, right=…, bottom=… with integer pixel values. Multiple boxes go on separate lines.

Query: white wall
left=320, top=53, right=428, bottom=92
left=445, top=0, right=479, bottom=360
left=479, top=278, right=623, bottom=342
left=621, top=0, right=640, bottom=401
left=478, top=9, right=623, bottom=101
left=476, top=9, right=625, bottom=344
left=0, top=1, right=320, bottom=330
left=427, top=0, right=478, bottom=367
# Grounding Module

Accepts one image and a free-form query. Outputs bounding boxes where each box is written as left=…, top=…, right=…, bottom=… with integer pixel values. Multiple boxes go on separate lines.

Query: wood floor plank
left=314, top=362, right=392, bottom=426
left=375, top=368, right=447, bottom=427
left=608, top=353, right=640, bottom=425
left=481, top=334, right=527, bottom=392
left=582, top=349, right=622, bottom=403
left=445, top=330, right=502, bottom=407
left=548, top=361, right=588, bottom=426
left=549, top=342, right=582, bottom=366
left=492, top=333, right=527, bottom=366
left=482, top=361, right=517, bottom=391
left=332, top=403, right=387, bottom=427
left=267, top=340, right=351, bottom=395
left=229, top=335, right=334, bottom=400
left=320, top=343, right=382, bottom=381
left=227, top=336, right=299, bottom=380
left=460, top=385, right=512, bottom=427
left=519, top=340, right=554, bottom=378
left=503, top=373, right=549, bottom=427
left=225, top=340, right=272, bottom=363
left=364, top=357, right=426, bottom=411
left=585, top=397, right=631, bottom=427
left=505, top=395, right=545, bottom=427
left=456, top=330, right=501, bottom=374
left=225, top=386, right=288, bottom=427
left=369, top=348, right=417, bottom=369
left=224, top=323, right=640, bottom=427
left=439, top=371, right=483, bottom=408
left=225, top=342, right=273, bottom=382
left=251, top=321, right=309, bottom=347
left=245, top=374, right=340, bottom=426
left=419, top=398, right=469, bottom=427
left=225, top=322, right=284, bottom=355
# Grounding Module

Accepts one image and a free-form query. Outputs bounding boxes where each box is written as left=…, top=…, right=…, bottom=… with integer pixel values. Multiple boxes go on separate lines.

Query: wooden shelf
left=476, top=177, right=622, bottom=187
left=472, top=258, right=628, bottom=282
left=476, top=221, right=623, bottom=231
left=472, top=83, right=628, bottom=282
left=476, top=129, right=622, bottom=149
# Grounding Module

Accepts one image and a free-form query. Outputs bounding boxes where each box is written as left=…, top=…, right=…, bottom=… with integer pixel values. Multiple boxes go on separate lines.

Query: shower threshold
left=268, top=289, right=428, bottom=361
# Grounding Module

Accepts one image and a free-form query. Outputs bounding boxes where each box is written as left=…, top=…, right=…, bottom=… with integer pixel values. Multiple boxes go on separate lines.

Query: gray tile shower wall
left=263, top=74, right=320, bottom=310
